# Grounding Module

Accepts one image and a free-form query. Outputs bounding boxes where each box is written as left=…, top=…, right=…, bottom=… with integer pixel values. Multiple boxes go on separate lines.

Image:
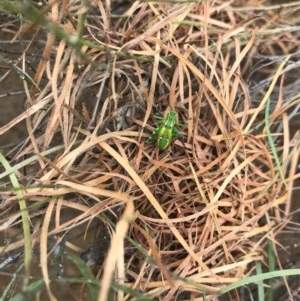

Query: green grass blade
left=0, top=153, right=31, bottom=285
left=0, top=145, right=65, bottom=180
left=10, top=279, right=45, bottom=301
left=64, top=252, right=99, bottom=301
left=0, top=263, right=24, bottom=301
left=265, top=98, right=287, bottom=189
left=266, top=239, right=276, bottom=301
left=255, top=261, right=264, bottom=301
left=219, top=268, right=300, bottom=295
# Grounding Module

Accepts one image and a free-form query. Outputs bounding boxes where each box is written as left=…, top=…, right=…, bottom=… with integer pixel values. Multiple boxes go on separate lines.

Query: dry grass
left=0, top=0, right=300, bottom=300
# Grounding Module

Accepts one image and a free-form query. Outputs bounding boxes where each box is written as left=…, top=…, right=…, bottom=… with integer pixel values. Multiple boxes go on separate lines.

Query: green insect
left=146, top=110, right=183, bottom=150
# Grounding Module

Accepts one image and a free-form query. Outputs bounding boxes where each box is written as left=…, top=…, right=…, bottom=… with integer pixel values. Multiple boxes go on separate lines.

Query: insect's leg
left=146, top=126, right=161, bottom=143
left=172, top=127, right=182, bottom=139
left=153, top=115, right=165, bottom=121
left=176, top=121, right=186, bottom=129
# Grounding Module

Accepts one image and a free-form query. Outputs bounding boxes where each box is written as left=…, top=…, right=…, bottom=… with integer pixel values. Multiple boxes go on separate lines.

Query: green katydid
left=146, top=110, right=183, bottom=150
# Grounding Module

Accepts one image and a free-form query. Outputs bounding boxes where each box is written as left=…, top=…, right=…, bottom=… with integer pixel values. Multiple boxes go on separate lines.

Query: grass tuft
left=0, top=0, right=299, bottom=300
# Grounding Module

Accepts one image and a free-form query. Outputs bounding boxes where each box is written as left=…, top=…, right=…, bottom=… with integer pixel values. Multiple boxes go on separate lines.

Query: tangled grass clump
left=0, top=0, right=299, bottom=300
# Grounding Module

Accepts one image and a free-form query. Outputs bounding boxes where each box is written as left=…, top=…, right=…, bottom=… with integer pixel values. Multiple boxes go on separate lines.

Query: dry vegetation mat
left=0, top=0, right=300, bottom=300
